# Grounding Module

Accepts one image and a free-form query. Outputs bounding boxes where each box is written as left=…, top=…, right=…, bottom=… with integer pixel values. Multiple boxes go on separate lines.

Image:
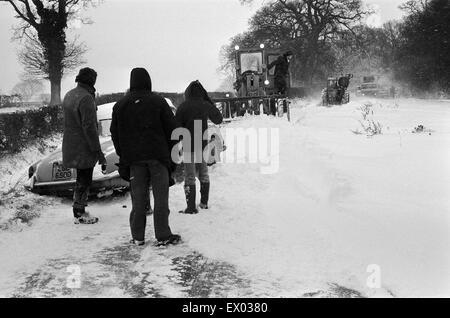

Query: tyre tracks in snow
left=1, top=193, right=253, bottom=297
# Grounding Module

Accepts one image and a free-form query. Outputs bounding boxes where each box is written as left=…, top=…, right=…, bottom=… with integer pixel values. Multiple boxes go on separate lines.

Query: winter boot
left=129, top=239, right=145, bottom=246
left=74, top=212, right=99, bottom=224
left=155, top=234, right=181, bottom=247
left=179, top=184, right=198, bottom=214
left=199, top=182, right=210, bottom=209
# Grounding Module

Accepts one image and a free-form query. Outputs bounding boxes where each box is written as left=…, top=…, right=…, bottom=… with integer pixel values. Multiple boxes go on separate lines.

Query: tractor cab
left=236, top=50, right=265, bottom=97
left=327, top=77, right=339, bottom=89
left=234, top=45, right=287, bottom=98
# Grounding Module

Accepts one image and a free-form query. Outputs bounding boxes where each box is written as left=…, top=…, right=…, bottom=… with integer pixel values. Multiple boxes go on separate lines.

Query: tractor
left=213, top=44, right=291, bottom=121
left=321, top=74, right=353, bottom=106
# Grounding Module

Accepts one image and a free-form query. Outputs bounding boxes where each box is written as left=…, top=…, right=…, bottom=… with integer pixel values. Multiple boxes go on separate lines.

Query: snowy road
left=0, top=98, right=449, bottom=297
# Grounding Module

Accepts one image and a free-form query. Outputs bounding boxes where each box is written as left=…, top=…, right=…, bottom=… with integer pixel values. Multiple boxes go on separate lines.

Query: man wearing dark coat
left=267, top=51, right=293, bottom=95
left=62, top=67, right=106, bottom=224
left=110, top=68, right=180, bottom=246
left=267, top=51, right=292, bottom=114
left=175, top=80, right=223, bottom=214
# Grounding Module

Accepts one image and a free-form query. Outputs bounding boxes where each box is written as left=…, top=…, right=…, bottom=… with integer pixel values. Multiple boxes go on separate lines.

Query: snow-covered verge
left=0, top=134, right=62, bottom=229
left=0, top=98, right=449, bottom=297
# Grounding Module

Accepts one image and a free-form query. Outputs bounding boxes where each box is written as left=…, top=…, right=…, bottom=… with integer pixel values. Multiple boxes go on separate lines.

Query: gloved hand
left=97, top=151, right=107, bottom=166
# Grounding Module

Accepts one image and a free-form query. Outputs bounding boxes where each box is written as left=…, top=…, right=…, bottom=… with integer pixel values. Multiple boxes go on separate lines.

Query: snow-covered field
left=0, top=97, right=449, bottom=297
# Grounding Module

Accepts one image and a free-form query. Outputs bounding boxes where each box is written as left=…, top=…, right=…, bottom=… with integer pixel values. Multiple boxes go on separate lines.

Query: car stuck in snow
left=26, top=101, right=129, bottom=196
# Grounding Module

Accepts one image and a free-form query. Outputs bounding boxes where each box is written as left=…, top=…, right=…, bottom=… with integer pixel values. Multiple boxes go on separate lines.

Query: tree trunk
left=49, top=77, right=62, bottom=105
left=47, top=39, right=65, bottom=106
left=38, top=18, right=66, bottom=106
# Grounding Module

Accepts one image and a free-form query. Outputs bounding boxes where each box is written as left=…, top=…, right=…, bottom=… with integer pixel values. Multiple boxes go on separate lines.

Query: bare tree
left=18, top=33, right=87, bottom=80
left=11, top=77, right=44, bottom=102
left=225, top=0, right=370, bottom=84
left=0, top=0, right=96, bottom=105
left=400, top=0, right=430, bottom=15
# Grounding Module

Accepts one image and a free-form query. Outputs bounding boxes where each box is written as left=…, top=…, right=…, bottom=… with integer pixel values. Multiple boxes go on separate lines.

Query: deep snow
left=0, top=97, right=449, bottom=297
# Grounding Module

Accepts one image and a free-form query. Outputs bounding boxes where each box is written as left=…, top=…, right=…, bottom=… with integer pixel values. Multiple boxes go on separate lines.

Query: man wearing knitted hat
left=62, top=67, right=106, bottom=224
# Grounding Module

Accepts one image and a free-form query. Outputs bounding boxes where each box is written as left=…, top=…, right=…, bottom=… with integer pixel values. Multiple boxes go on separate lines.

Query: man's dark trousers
left=73, top=167, right=94, bottom=217
left=129, top=159, right=172, bottom=241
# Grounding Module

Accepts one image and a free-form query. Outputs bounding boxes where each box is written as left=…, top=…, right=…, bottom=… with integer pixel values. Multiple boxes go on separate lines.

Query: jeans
left=183, top=153, right=209, bottom=186
left=73, top=167, right=94, bottom=217
left=129, top=160, right=172, bottom=241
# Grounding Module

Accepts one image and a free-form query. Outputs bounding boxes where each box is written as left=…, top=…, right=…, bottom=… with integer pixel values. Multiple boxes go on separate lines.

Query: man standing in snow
left=176, top=80, right=223, bottom=214
left=267, top=50, right=293, bottom=96
left=267, top=51, right=292, bottom=114
left=110, top=68, right=181, bottom=246
left=62, top=67, right=106, bottom=225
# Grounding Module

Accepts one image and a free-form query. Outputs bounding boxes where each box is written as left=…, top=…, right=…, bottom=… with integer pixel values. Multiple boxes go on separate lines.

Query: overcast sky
left=0, top=0, right=407, bottom=95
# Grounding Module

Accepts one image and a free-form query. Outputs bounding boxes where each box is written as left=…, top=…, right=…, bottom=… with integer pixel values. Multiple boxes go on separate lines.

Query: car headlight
left=28, top=165, right=35, bottom=179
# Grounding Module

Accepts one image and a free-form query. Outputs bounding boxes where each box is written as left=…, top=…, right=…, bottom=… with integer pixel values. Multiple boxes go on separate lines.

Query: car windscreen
left=240, top=52, right=263, bottom=74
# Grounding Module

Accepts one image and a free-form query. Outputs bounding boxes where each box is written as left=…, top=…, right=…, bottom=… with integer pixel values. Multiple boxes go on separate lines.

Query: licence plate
left=52, top=162, right=73, bottom=180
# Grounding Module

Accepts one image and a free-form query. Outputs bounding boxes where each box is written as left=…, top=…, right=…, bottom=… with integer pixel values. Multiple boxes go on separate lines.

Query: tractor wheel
left=287, top=101, right=291, bottom=122
left=321, top=89, right=327, bottom=106
left=277, top=100, right=284, bottom=117
left=343, top=92, right=350, bottom=104
left=322, top=93, right=328, bottom=106
left=328, top=94, right=334, bottom=106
